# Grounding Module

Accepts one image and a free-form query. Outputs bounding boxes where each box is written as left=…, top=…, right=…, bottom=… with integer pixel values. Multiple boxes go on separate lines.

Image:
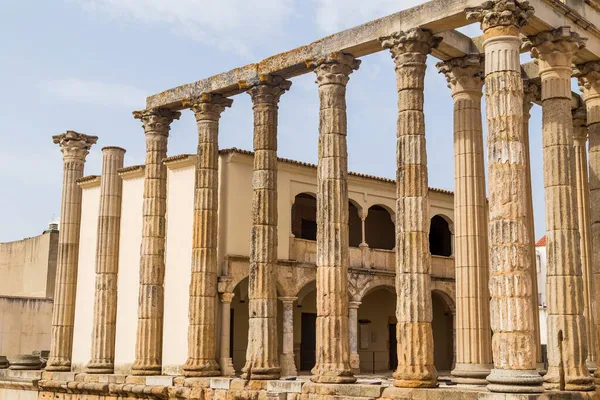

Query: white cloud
left=312, top=0, right=426, bottom=34
left=44, top=78, right=147, bottom=109
left=71, top=0, right=295, bottom=57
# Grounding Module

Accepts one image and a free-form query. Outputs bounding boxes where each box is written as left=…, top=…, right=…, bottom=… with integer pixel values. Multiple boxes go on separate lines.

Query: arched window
left=348, top=201, right=362, bottom=247
left=291, top=193, right=317, bottom=240
left=429, top=215, right=452, bottom=257
left=365, top=205, right=395, bottom=250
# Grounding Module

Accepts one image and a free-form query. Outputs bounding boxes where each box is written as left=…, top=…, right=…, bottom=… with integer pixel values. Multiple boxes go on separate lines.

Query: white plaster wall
left=536, top=245, right=548, bottom=346
left=162, top=164, right=194, bottom=375
left=114, top=176, right=144, bottom=374
left=71, top=184, right=100, bottom=371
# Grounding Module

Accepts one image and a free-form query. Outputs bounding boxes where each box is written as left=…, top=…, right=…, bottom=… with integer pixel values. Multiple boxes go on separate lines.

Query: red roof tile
left=535, top=236, right=546, bottom=247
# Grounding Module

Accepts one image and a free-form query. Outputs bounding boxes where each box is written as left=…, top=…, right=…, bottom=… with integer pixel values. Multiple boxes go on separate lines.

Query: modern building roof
left=535, top=236, right=547, bottom=247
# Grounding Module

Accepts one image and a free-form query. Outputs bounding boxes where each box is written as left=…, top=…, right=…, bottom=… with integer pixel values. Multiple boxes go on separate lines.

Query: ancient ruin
left=3, top=0, right=600, bottom=399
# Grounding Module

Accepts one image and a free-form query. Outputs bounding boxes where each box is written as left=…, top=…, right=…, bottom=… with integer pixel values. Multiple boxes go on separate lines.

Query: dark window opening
left=429, top=215, right=452, bottom=257
left=301, top=218, right=317, bottom=241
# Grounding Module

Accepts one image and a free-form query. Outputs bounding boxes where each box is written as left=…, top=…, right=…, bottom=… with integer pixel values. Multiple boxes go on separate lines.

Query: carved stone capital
left=182, top=93, right=233, bottom=121
left=309, top=52, right=360, bottom=86
left=52, top=130, right=98, bottom=161
left=278, top=296, right=298, bottom=305
left=436, top=55, right=484, bottom=97
left=523, top=79, right=541, bottom=115
left=466, top=0, right=534, bottom=33
left=348, top=301, right=362, bottom=310
left=247, top=75, right=292, bottom=105
left=575, top=62, right=600, bottom=103
left=132, top=108, right=181, bottom=137
left=524, top=27, right=586, bottom=68
left=573, top=105, right=588, bottom=141
left=220, top=292, right=235, bottom=304
left=380, top=28, right=441, bottom=67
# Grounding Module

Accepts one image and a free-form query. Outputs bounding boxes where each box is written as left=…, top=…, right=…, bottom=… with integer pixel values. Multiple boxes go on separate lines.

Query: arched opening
left=291, top=193, right=317, bottom=240
left=429, top=215, right=452, bottom=257
left=431, top=290, right=454, bottom=373
left=296, top=282, right=317, bottom=372
left=365, top=205, right=395, bottom=250
left=358, top=286, right=396, bottom=373
left=349, top=201, right=362, bottom=247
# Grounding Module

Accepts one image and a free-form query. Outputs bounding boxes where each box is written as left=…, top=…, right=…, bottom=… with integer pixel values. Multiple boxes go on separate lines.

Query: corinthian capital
left=52, top=130, right=98, bottom=161
left=522, top=79, right=541, bottom=115
left=247, top=75, right=292, bottom=105
left=132, top=108, right=181, bottom=136
left=308, top=52, right=361, bottom=86
left=575, top=62, right=600, bottom=98
left=182, top=93, right=233, bottom=121
left=466, top=0, right=534, bottom=32
left=436, top=55, right=484, bottom=96
left=524, top=27, right=586, bottom=66
left=379, top=28, right=441, bottom=67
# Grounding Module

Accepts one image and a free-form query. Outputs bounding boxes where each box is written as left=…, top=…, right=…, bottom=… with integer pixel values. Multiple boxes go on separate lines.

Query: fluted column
left=279, top=297, right=298, bottom=377
left=47, top=131, right=98, bottom=371
left=572, top=105, right=598, bottom=373
left=527, top=27, right=593, bottom=391
left=131, top=108, right=181, bottom=375
left=181, top=94, right=232, bottom=377
left=348, top=301, right=361, bottom=374
left=575, top=62, right=600, bottom=384
left=219, top=292, right=235, bottom=376
left=466, top=0, right=543, bottom=393
left=437, top=55, right=492, bottom=385
left=310, top=52, right=359, bottom=384
left=380, top=28, right=440, bottom=389
left=242, top=76, right=291, bottom=380
left=87, top=146, right=126, bottom=374
left=522, top=80, right=545, bottom=373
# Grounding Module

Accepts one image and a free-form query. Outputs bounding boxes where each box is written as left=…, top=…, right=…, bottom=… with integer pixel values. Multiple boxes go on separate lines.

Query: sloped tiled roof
left=535, top=236, right=547, bottom=247
left=219, top=147, right=454, bottom=196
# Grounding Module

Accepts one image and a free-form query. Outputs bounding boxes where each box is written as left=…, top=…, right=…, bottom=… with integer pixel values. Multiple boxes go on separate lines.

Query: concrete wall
left=0, top=297, right=53, bottom=358
left=0, top=231, right=58, bottom=298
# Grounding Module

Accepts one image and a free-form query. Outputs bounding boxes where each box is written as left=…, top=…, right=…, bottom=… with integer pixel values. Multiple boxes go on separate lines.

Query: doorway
left=300, top=312, right=317, bottom=371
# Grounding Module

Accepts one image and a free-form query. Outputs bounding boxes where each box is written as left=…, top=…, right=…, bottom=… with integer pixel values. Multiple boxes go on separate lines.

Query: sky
left=0, top=0, right=550, bottom=243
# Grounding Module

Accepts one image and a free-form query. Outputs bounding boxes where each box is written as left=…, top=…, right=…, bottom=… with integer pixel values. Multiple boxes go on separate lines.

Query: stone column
left=348, top=301, right=361, bottom=374
left=219, top=292, right=235, bottom=376
left=437, top=55, right=492, bottom=385
left=242, top=76, right=291, bottom=381
left=86, top=146, right=126, bottom=374
left=279, top=297, right=298, bottom=377
left=359, top=211, right=369, bottom=268
left=466, top=0, right=543, bottom=393
left=309, top=52, right=359, bottom=384
left=131, top=108, right=181, bottom=375
left=527, top=27, right=593, bottom=391
left=572, top=105, right=598, bottom=372
left=380, top=28, right=439, bottom=389
left=47, top=131, right=98, bottom=372
left=181, top=94, right=232, bottom=377
left=522, top=79, right=545, bottom=373
left=575, top=61, right=600, bottom=384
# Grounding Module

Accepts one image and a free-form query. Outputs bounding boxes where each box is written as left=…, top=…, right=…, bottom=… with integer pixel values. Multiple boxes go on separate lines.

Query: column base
left=183, top=358, right=221, bottom=377
left=486, top=368, right=544, bottom=393
left=242, top=364, right=281, bottom=381
left=393, top=365, right=437, bottom=388
left=45, top=358, right=71, bottom=372
left=279, top=353, right=297, bottom=377
left=537, top=362, right=547, bottom=376
left=85, top=359, right=114, bottom=374
left=544, top=366, right=595, bottom=392
left=130, top=360, right=162, bottom=376
left=450, top=363, right=491, bottom=385
left=219, top=357, right=236, bottom=377
left=349, top=353, right=360, bottom=375
left=594, top=368, right=600, bottom=384
left=310, top=364, right=356, bottom=384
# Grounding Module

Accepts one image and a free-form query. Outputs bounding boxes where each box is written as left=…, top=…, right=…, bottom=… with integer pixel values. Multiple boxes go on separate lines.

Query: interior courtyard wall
left=71, top=181, right=100, bottom=372
left=162, top=161, right=195, bottom=375
left=113, top=172, right=143, bottom=374
left=357, top=288, right=396, bottom=373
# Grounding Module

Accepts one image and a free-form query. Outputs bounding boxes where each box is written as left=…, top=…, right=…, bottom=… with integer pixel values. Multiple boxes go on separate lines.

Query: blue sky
left=0, top=0, right=549, bottom=243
